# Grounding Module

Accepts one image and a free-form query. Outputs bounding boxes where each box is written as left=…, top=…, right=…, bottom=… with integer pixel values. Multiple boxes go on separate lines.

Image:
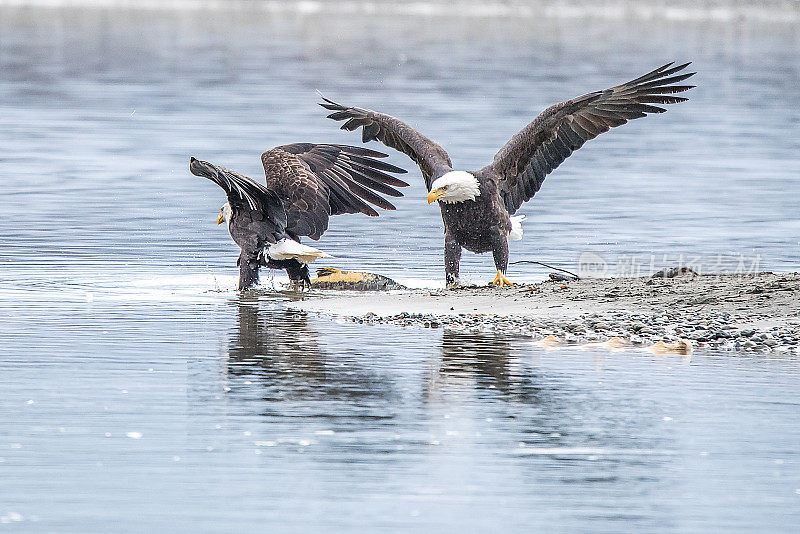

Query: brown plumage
left=261, top=143, right=409, bottom=239
left=190, top=143, right=408, bottom=289
left=320, top=62, right=695, bottom=287
left=320, top=100, right=453, bottom=190
left=487, top=62, right=696, bottom=215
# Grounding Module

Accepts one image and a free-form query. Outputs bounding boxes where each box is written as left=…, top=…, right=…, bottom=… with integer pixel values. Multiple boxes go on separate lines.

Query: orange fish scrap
left=645, top=339, right=693, bottom=356
left=578, top=336, right=630, bottom=352
left=531, top=335, right=693, bottom=355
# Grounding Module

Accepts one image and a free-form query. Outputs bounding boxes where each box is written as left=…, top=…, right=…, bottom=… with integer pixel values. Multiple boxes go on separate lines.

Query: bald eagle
left=190, top=143, right=408, bottom=290
left=320, top=62, right=695, bottom=287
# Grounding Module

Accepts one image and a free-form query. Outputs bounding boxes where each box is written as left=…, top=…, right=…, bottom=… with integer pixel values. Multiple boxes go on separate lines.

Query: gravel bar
left=290, top=272, right=800, bottom=354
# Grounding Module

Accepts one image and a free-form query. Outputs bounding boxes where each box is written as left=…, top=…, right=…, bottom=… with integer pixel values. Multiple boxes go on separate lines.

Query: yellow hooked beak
left=427, top=188, right=446, bottom=205
left=216, top=210, right=225, bottom=225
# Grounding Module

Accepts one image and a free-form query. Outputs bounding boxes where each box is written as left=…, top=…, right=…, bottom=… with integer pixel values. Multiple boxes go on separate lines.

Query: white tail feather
left=266, top=238, right=332, bottom=264
left=509, top=215, right=525, bottom=241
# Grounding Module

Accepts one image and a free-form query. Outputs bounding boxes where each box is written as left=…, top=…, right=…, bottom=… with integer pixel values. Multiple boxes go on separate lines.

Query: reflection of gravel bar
left=295, top=273, right=800, bottom=354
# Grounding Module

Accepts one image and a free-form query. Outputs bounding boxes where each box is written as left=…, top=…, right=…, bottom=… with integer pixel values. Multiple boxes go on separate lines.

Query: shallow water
left=1, top=2, right=800, bottom=532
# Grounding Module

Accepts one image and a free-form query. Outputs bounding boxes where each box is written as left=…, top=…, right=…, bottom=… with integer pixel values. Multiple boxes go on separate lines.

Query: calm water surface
left=1, top=2, right=799, bottom=532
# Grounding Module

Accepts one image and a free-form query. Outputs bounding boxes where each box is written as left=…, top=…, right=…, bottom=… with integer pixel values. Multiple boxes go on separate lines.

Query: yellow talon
left=490, top=270, right=514, bottom=287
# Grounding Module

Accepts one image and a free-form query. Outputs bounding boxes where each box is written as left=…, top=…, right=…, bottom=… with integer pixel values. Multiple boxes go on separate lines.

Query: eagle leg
left=284, top=259, right=311, bottom=291
left=489, top=228, right=513, bottom=287
left=238, top=252, right=260, bottom=290
left=444, top=233, right=461, bottom=289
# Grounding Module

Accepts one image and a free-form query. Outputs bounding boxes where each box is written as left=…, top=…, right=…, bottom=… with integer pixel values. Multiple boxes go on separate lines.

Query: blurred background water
left=1, top=1, right=799, bottom=532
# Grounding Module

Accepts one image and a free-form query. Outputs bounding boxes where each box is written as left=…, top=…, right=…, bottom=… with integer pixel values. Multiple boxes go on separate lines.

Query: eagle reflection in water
left=225, top=298, right=395, bottom=404
left=226, top=299, right=542, bottom=408
left=426, top=331, right=543, bottom=404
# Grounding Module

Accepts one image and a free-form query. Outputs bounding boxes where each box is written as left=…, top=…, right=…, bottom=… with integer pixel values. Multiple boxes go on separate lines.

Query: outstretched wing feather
left=261, top=143, right=407, bottom=239
left=486, top=62, right=695, bottom=215
left=189, top=158, right=286, bottom=231
left=320, top=96, right=452, bottom=189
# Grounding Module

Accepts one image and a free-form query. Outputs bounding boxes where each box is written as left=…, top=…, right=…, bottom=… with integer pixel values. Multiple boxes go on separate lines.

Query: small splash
left=0, top=512, right=23, bottom=524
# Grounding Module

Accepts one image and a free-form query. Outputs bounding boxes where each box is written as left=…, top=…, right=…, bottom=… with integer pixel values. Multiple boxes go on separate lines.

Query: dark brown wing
left=189, top=156, right=286, bottom=234
left=190, top=157, right=291, bottom=290
left=484, top=62, right=696, bottom=215
left=320, top=96, right=452, bottom=190
left=261, top=143, right=408, bottom=240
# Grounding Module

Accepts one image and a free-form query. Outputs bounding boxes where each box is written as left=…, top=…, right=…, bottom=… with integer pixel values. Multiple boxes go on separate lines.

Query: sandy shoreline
left=290, top=272, right=800, bottom=353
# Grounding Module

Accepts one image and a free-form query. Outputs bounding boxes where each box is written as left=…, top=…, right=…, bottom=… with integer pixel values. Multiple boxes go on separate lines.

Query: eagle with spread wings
left=190, top=143, right=407, bottom=289
left=321, top=62, right=695, bottom=287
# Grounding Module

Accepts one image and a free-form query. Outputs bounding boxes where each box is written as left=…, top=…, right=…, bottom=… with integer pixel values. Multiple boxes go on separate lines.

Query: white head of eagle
left=427, top=171, right=480, bottom=204
left=217, top=202, right=233, bottom=226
